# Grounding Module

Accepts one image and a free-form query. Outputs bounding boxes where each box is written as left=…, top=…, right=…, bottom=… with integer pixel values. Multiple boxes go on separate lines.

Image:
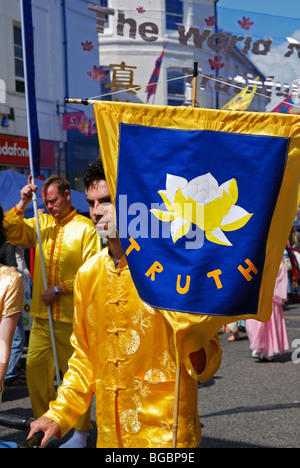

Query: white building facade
left=0, top=0, right=268, bottom=186
left=93, top=0, right=268, bottom=110
left=0, top=0, right=101, bottom=185
left=0, top=0, right=65, bottom=179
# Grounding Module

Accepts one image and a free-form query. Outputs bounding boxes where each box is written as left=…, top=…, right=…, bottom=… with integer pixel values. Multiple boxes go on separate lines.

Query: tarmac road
left=198, top=301, right=300, bottom=449
left=0, top=302, right=299, bottom=449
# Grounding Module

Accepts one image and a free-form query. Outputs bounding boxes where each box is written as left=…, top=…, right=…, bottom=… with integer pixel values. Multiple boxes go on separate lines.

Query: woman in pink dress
left=246, top=259, right=290, bottom=361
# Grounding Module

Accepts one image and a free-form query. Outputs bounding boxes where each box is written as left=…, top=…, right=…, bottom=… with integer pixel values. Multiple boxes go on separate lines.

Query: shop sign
left=0, top=135, right=29, bottom=166
left=63, top=112, right=84, bottom=130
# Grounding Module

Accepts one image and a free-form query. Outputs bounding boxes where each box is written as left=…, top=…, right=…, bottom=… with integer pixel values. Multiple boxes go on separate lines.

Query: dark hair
left=0, top=205, right=6, bottom=248
left=42, top=175, right=70, bottom=195
left=82, top=159, right=106, bottom=190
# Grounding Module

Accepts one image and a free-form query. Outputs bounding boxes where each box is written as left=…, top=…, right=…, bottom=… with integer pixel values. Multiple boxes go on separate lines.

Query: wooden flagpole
left=172, top=366, right=181, bottom=448
left=172, top=62, right=198, bottom=449
left=65, top=98, right=95, bottom=105
left=192, top=61, right=198, bottom=107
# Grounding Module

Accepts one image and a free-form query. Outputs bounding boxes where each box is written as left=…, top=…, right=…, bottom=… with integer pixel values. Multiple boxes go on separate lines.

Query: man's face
left=86, top=180, right=116, bottom=238
left=42, top=185, right=71, bottom=220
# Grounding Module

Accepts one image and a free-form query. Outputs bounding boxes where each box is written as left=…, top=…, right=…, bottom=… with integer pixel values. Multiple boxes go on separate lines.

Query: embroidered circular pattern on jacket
left=86, top=303, right=97, bottom=327
left=144, top=369, right=166, bottom=383
left=132, top=395, right=142, bottom=412
left=119, top=329, right=140, bottom=355
left=120, top=409, right=141, bottom=434
left=142, top=302, right=155, bottom=315
left=90, top=331, right=97, bottom=346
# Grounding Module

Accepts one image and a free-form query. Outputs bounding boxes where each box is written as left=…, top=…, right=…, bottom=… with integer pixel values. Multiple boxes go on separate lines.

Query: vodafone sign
left=0, top=135, right=29, bottom=166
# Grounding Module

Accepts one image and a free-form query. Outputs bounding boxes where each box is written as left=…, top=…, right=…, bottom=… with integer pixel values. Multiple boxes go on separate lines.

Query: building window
left=98, top=0, right=110, bottom=28
left=14, top=25, right=25, bottom=93
left=166, top=0, right=184, bottom=31
left=167, top=70, right=185, bottom=106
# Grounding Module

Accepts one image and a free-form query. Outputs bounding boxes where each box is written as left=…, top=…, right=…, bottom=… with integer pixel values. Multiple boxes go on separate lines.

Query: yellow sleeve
left=184, top=333, right=222, bottom=383
left=81, top=223, right=102, bottom=264
left=3, top=206, right=37, bottom=247
left=59, top=278, right=75, bottom=295
left=44, top=273, right=93, bottom=436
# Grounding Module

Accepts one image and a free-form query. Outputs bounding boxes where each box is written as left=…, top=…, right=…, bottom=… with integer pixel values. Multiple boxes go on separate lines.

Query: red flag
left=145, top=46, right=166, bottom=103
left=271, top=94, right=300, bottom=114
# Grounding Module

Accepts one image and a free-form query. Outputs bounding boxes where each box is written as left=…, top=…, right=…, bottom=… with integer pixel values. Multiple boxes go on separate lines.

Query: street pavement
left=0, top=302, right=299, bottom=449
left=198, top=301, right=300, bottom=449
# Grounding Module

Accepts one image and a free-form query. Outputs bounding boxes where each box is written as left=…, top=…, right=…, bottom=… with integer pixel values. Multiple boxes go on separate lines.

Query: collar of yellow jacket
left=54, top=207, right=77, bottom=226
left=13, top=204, right=78, bottom=226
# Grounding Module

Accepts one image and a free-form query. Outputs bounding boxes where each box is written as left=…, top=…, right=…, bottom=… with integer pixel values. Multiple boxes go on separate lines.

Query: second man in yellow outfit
left=4, top=175, right=101, bottom=448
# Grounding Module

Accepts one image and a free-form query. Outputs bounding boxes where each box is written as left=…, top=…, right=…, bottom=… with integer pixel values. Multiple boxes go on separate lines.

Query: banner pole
left=172, top=62, right=199, bottom=449
left=192, top=62, right=198, bottom=107
left=20, top=0, right=61, bottom=388
left=65, top=98, right=95, bottom=105
left=172, top=366, right=181, bottom=448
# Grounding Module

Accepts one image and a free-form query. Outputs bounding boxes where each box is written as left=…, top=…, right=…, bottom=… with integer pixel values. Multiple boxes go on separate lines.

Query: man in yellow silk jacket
left=4, top=175, right=101, bottom=448
left=28, top=161, right=222, bottom=448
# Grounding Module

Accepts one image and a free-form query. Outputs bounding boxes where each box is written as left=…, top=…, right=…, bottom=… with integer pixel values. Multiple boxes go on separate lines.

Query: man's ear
left=65, top=189, right=71, bottom=202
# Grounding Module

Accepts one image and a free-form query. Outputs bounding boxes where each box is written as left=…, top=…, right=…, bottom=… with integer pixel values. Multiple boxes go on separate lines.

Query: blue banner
left=20, top=0, right=40, bottom=176
left=116, top=124, right=288, bottom=317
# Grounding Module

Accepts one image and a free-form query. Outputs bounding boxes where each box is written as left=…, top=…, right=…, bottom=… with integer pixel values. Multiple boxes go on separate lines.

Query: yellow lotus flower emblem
left=150, top=173, right=253, bottom=246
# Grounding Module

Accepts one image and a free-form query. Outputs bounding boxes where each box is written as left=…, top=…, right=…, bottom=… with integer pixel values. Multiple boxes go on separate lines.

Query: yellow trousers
left=26, top=318, right=92, bottom=432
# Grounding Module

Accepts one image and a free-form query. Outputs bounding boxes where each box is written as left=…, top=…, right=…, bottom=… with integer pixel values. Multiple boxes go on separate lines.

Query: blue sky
left=218, top=0, right=300, bottom=42
left=218, top=0, right=300, bottom=17
left=217, top=0, right=300, bottom=109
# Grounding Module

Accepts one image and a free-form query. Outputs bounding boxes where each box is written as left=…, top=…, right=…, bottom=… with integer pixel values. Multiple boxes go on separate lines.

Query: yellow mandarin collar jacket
left=4, top=206, right=101, bottom=323
left=45, top=248, right=222, bottom=448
